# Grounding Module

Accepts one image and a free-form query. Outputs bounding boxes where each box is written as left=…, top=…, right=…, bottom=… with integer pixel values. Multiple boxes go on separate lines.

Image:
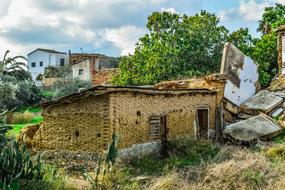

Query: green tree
left=228, top=28, right=256, bottom=56
left=258, top=3, right=285, bottom=35
left=252, top=33, right=278, bottom=87
left=0, top=50, right=31, bottom=81
left=113, top=11, right=228, bottom=85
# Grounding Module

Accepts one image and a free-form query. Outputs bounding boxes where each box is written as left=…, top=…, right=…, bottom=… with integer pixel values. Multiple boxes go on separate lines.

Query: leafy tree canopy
left=258, top=3, right=285, bottom=35
left=113, top=10, right=228, bottom=85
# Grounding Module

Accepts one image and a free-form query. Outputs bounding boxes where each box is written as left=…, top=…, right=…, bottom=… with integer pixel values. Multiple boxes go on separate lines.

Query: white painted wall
left=72, top=59, right=92, bottom=81
left=223, top=56, right=258, bottom=106
left=221, top=43, right=259, bottom=106
left=27, top=50, right=68, bottom=82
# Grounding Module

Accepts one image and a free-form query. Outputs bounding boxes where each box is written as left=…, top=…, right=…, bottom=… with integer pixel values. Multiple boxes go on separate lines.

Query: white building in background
left=27, top=48, right=68, bottom=84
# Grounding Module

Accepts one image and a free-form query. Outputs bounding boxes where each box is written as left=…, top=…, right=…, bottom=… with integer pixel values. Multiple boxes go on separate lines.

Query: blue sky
left=0, top=0, right=284, bottom=57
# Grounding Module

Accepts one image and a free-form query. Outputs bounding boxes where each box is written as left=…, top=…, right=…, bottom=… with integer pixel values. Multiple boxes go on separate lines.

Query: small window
left=31, top=62, right=36, bottom=67
left=60, top=58, right=65, bottom=66
left=39, top=61, right=43, bottom=66
left=149, top=115, right=164, bottom=139
left=79, top=69, right=83, bottom=75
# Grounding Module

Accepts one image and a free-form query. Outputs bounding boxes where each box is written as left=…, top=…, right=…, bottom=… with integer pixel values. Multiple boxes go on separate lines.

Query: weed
left=266, top=144, right=285, bottom=160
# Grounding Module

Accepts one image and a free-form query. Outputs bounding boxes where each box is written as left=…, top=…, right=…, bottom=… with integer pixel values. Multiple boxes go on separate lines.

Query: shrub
left=11, top=111, right=34, bottom=124
left=0, top=77, right=42, bottom=110
left=15, top=81, right=41, bottom=107
left=52, top=78, right=92, bottom=99
left=266, top=145, right=285, bottom=160
left=0, top=80, right=18, bottom=110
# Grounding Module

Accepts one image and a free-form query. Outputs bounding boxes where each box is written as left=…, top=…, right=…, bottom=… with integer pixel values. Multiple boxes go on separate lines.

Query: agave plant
left=0, top=50, right=31, bottom=81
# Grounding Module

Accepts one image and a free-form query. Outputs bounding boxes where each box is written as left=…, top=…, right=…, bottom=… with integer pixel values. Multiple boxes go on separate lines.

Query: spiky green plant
left=0, top=110, right=43, bottom=190
left=82, top=132, right=118, bottom=189
left=0, top=50, right=31, bottom=81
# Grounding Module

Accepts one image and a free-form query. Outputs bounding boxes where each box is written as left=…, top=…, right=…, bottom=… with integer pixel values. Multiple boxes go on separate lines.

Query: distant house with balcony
left=27, top=48, right=69, bottom=85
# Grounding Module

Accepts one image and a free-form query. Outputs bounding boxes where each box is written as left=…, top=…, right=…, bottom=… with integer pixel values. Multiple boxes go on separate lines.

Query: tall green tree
left=0, top=50, right=31, bottom=81
left=258, top=3, right=285, bottom=35
left=252, top=3, right=285, bottom=87
left=228, top=28, right=256, bottom=56
left=113, top=11, right=228, bottom=85
left=252, top=33, right=278, bottom=87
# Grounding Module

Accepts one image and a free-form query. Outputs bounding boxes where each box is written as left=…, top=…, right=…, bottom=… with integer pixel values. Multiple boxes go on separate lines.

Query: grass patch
left=17, top=106, right=42, bottom=113
left=30, top=115, right=43, bottom=124
left=123, top=138, right=218, bottom=176
left=273, top=130, right=285, bottom=144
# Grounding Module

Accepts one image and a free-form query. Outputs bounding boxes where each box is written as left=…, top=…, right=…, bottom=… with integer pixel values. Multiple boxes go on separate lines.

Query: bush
left=266, top=145, right=285, bottom=160
left=15, top=81, right=42, bottom=107
left=0, top=77, right=42, bottom=110
left=11, top=111, right=34, bottom=124
left=52, top=78, right=92, bottom=99
left=0, top=80, right=19, bottom=110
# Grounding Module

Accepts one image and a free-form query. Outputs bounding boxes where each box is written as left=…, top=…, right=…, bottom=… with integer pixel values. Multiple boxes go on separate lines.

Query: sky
left=0, top=0, right=284, bottom=58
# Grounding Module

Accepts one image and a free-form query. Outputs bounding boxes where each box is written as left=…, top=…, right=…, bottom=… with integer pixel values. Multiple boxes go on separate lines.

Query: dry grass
left=11, top=111, right=34, bottom=124
left=145, top=146, right=285, bottom=190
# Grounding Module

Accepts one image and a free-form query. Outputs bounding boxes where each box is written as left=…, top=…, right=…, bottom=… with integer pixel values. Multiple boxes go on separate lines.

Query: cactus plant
left=82, top=132, right=118, bottom=189
left=0, top=110, right=43, bottom=190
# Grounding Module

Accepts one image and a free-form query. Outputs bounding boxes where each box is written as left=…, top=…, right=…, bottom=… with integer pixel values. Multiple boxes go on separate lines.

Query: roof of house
left=42, top=85, right=217, bottom=108
left=28, top=48, right=67, bottom=56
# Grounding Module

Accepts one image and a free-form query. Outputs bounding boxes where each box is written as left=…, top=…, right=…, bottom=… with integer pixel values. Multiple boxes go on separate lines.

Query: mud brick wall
left=33, top=90, right=217, bottom=153
left=109, top=92, right=217, bottom=149
left=33, top=95, right=110, bottom=152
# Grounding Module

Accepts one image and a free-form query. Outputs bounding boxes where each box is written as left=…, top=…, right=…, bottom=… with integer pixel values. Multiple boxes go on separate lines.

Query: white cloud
left=218, top=0, right=280, bottom=23
left=239, top=0, right=270, bottom=21
left=104, top=26, right=146, bottom=55
left=161, top=7, right=177, bottom=13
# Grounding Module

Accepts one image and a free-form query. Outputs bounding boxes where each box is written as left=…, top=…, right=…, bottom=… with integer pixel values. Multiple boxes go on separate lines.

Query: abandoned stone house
left=33, top=76, right=226, bottom=153
left=71, top=57, right=119, bottom=86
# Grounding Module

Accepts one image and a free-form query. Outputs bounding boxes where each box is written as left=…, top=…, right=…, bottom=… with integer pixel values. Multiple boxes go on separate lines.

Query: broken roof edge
left=41, top=85, right=218, bottom=108
left=155, top=73, right=227, bottom=89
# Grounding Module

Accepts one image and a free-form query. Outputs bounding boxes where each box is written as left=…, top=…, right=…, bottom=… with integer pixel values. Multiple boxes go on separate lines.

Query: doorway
left=196, top=108, right=209, bottom=139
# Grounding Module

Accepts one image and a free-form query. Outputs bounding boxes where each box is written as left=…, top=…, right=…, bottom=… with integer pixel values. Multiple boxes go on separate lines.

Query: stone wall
left=33, top=95, right=110, bottom=152
left=109, top=91, right=217, bottom=149
left=42, top=77, right=64, bottom=87
left=92, top=69, right=119, bottom=86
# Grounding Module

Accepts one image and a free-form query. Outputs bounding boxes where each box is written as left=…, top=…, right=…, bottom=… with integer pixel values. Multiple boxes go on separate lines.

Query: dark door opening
left=197, top=109, right=209, bottom=139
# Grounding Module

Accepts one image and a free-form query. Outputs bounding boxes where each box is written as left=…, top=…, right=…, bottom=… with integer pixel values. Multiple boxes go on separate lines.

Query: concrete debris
left=237, top=113, right=254, bottom=120
left=271, top=108, right=284, bottom=118
left=221, top=43, right=259, bottom=107
left=223, top=114, right=282, bottom=143
left=240, top=90, right=283, bottom=115
left=272, top=90, right=285, bottom=98
left=223, top=99, right=239, bottom=114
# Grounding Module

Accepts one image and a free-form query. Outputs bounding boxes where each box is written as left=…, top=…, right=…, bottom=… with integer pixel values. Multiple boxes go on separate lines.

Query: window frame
left=78, top=69, right=84, bottom=76
left=149, top=115, right=165, bottom=139
left=39, top=61, right=43, bottom=67
left=60, top=58, right=65, bottom=66
left=31, top=62, right=36, bottom=67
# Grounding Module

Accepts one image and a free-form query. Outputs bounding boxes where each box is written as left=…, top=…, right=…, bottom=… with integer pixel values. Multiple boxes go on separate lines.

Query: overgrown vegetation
left=114, top=3, right=285, bottom=87
left=0, top=111, right=67, bottom=190
left=41, top=78, right=92, bottom=101
left=0, top=75, right=42, bottom=111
